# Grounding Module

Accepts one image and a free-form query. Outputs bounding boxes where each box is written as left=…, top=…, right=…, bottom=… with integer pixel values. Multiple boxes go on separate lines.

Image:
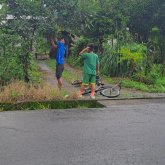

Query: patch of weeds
left=11, top=90, right=19, bottom=99
left=0, top=108, right=4, bottom=112
left=45, top=59, right=56, bottom=70
left=122, top=79, right=150, bottom=91
left=0, top=100, right=105, bottom=111
left=63, top=70, right=77, bottom=83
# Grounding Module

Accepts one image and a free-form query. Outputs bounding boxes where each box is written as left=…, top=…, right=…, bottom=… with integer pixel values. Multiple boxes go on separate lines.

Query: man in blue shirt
left=51, top=37, right=65, bottom=90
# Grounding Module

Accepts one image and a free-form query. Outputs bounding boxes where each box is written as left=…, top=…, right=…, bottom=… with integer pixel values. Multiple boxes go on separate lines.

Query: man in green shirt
left=79, top=44, right=99, bottom=99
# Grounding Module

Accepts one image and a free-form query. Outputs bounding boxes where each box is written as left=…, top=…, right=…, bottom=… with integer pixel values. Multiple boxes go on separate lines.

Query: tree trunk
left=23, top=52, right=30, bottom=82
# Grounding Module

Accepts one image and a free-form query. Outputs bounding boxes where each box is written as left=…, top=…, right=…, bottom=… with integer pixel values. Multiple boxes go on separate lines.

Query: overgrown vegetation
left=0, top=0, right=165, bottom=105
left=0, top=100, right=104, bottom=111
left=0, top=81, right=79, bottom=103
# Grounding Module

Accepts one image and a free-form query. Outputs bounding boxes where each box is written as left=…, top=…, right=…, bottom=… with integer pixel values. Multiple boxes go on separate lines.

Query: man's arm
left=51, top=38, right=57, bottom=49
left=96, top=56, right=99, bottom=75
left=79, top=47, right=89, bottom=55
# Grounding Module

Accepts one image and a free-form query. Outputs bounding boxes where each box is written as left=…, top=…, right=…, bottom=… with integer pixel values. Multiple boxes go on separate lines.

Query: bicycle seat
left=97, top=82, right=105, bottom=86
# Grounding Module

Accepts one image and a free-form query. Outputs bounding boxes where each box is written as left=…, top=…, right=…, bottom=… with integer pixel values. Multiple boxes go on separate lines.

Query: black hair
left=87, top=43, right=94, bottom=51
left=57, top=36, right=65, bottom=42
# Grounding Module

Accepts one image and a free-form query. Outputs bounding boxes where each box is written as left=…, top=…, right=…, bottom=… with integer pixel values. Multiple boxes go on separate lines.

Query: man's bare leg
left=90, top=83, right=95, bottom=99
left=79, top=83, right=86, bottom=98
left=80, top=84, right=85, bottom=95
left=57, top=78, right=63, bottom=90
left=90, top=83, right=95, bottom=96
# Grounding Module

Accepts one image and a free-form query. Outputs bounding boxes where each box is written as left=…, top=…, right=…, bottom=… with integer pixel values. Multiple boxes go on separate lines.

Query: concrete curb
left=95, top=96, right=165, bottom=101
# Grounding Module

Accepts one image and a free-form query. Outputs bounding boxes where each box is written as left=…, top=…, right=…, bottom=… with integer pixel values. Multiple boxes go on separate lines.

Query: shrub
left=100, top=42, right=119, bottom=76
left=100, top=41, right=147, bottom=77
left=132, top=72, right=149, bottom=84
left=146, top=64, right=162, bottom=84
left=132, top=64, right=163, bottom=85
left=35, top=35, right=50, bottom=55
left=71, top=36, right=92, bottom=56
left=118, top=43, right=147, bottom=75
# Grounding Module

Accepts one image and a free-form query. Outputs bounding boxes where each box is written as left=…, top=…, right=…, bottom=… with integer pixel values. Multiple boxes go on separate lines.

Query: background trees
left=0, top=0, right=165, bottom=87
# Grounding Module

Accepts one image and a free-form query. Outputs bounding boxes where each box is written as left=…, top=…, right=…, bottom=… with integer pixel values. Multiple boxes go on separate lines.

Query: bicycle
left=71, top=75, right=101, bottom=86
left=71, top=75, right=121, bottom=98
left=71, top=79, right=82, bottom=87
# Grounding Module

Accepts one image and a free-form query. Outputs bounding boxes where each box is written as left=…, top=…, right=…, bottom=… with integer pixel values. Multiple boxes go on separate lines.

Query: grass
left=0, top=81, right=79, bottom=103
left=45, top=58, right=56, bottom=70
left=0, top=80, right=105, bottom=111
left=0, top=100, right=105, bottom=111
left=45, top=59, right=165, bottom=93
left=97, top=75, right=165, bottom=93
left=45, top=59, right=82, bottom=83
left=124, top=77, right=165, bottom=93
left=118, top=78, right=165, bottom=93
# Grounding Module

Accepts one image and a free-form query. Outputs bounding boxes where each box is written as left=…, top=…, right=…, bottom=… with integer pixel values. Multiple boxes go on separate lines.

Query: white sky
left=0, top=5, right=2, bottom=9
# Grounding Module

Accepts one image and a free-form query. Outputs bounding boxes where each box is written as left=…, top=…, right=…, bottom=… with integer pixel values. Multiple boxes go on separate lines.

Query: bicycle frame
left=83, top=82, right=121, bottom=96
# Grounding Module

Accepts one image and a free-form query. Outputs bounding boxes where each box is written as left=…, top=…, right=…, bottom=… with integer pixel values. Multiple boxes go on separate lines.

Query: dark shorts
left=56, top=64, right=64, bottom=79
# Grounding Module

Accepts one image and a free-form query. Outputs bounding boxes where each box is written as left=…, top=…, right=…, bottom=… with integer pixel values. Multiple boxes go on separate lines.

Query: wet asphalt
left=0, top=100, right=165, bottom=165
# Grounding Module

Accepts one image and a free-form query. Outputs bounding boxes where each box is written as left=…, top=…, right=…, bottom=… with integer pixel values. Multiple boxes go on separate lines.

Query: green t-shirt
left=80, top=52, right=99, bottom=75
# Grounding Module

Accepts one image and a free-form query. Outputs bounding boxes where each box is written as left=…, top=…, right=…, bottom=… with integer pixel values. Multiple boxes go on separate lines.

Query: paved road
left=0, top=101, right=165, bottom=165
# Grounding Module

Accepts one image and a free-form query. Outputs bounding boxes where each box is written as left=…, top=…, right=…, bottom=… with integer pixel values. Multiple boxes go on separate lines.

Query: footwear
left=90, top=95, right=95, bottom=99
left=78, top=91, right=84, bottom=98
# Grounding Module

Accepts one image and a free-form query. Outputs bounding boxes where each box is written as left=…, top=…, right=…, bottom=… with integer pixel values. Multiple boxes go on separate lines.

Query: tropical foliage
left=0, top=0, right=165, bottom=91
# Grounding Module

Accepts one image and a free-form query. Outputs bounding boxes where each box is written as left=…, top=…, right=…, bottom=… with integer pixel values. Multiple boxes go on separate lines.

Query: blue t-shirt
left=56, top=41, right=65, bottom=64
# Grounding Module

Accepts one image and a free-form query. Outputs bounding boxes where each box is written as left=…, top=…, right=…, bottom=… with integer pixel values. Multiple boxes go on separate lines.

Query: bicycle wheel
left=100, top=87, right=120, bottom=98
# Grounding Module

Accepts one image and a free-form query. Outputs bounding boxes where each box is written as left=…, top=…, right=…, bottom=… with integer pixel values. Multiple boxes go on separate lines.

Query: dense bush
left=0, top=31, right=42, bottom=85
left=100, top=42, right=119, bottom=76
left=132, top=64, right=163, bottom=84
left=35, top=35, right=50, bottom=55
left=71, top=36, right=92, bottom=56
left=100, top=41, right=147, bottom=77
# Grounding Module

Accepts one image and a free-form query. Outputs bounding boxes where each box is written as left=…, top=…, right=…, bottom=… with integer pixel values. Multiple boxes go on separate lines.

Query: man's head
left=60, top=37, right=65, bottom=44
left=57, top=35, right=65, bottom=44
left=87, top=43, right=94, bottom=52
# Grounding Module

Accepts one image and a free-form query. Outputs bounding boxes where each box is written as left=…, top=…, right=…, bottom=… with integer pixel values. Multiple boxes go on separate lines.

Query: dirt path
left=37, top=60, right=79, bottom=95
left=37, top=59, right=165, bottom=100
